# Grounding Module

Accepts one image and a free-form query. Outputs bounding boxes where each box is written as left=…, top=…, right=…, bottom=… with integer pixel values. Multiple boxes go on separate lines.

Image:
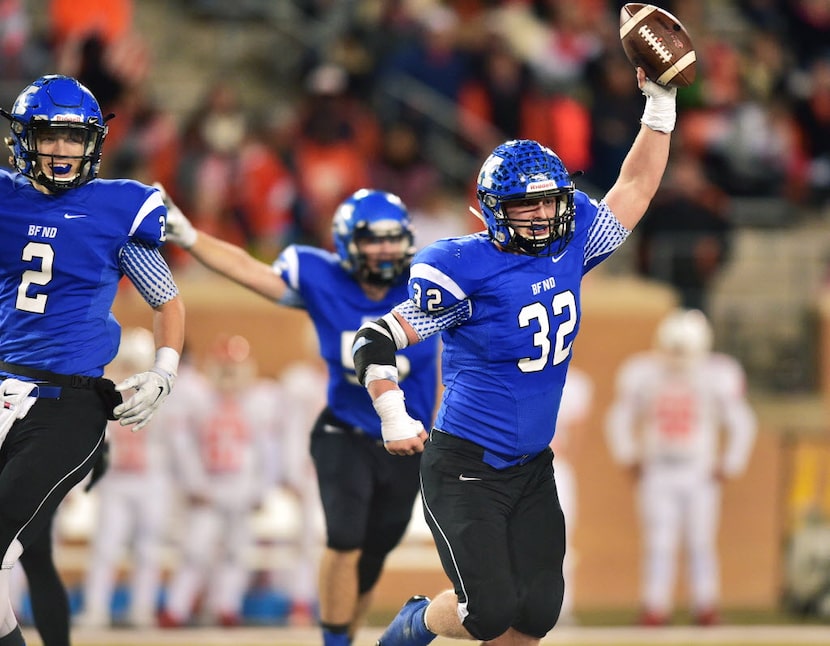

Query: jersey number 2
left=17, top=242, right=53, bottom=314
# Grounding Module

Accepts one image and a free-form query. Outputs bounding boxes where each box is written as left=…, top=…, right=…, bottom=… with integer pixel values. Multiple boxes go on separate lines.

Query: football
left=619, top=3, right=696, bottom=88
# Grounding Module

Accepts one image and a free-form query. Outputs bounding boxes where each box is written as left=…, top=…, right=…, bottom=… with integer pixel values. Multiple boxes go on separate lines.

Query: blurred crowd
left=2, top=1, right=828, bottom=305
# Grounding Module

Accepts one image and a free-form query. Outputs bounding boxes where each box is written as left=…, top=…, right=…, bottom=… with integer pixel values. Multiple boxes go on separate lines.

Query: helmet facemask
left=485, top=188, right=575, bottom=256
left=1, top=75, right=108, bottom=193
left=332, top=189, right=415, bottom=286
left=476, top=140, right=577, bottom=257
left=19, top=120, right=106, bottom=192
left=350, top=220, right=414, bottom=286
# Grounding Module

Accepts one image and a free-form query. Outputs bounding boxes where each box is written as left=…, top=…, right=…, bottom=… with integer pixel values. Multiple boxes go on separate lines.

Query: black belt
left=0, top=360, right=97, bottom=389
left=429, top=429, right=544, bottom=469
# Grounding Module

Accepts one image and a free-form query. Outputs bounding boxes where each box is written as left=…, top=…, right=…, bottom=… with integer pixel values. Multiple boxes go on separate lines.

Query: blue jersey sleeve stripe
left=129, top=191, right=165, bottom=237
left=410, top=262, right=467, bottom=300
left=119, top=240, right=179, bottom=307
left=585, top=201, right=630, bottom=266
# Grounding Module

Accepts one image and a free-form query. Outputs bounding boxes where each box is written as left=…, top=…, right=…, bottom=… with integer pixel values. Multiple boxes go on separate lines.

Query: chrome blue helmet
left=1, top=75, right=108, bottom=191
left=332, top=189, right=415, bottom=285
left=476, top=139, right=575, bottom=256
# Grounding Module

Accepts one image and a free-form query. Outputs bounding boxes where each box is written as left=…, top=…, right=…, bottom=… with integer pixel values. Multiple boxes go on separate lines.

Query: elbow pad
left=352, top=318, right=398, bottom=386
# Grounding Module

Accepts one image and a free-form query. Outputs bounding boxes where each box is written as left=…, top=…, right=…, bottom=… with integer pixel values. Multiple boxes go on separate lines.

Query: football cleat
left=694, top=607, right=720, bottom=626
left=156, top=609, right=184, bottom=628
left=638, top=608, right=669, bottom=627
left=376, top=595, right=435, bottom=646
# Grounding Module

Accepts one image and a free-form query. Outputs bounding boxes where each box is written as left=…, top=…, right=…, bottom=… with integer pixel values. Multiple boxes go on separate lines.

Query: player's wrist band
left=640, top=81, right=677, bottom=133
left=154, top=347, right=180, bottom=377
left=373, top=389, right=420, bottom=442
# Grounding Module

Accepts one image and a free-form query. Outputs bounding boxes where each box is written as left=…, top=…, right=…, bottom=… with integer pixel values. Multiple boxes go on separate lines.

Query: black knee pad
left=512, top=584, right=563, bottom=638
left=463, top=586, right=561, bottom=640
left=462, top=593, right=518, bottom=641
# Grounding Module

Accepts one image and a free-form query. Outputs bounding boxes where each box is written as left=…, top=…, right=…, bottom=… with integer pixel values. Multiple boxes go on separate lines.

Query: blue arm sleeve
left=119, top=240, right=180, bottom=307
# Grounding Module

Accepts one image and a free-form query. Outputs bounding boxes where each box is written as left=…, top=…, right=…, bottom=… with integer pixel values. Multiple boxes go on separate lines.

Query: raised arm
left=158, top=183, right=288, bottom=303
left=603, top=68, right=676, bottom=230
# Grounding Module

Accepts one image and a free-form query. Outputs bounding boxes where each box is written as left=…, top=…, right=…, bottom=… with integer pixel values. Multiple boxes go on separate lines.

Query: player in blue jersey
left=351, top=68, right=677, bottom=646
left=162, top=188, right=439, bottom=645
left=0, top=75, right=185, bottom=646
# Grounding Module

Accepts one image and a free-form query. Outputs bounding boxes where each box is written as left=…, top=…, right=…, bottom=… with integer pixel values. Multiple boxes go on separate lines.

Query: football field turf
left=22, top=625, right=830, bottom=646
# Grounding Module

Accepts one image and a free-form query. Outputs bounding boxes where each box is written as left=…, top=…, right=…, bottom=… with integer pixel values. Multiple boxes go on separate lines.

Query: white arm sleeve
left=716, top=357, right=757, bottom=477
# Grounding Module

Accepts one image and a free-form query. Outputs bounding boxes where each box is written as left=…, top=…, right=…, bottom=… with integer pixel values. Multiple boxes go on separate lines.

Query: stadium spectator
left=635, top=151, right=733, bottom=314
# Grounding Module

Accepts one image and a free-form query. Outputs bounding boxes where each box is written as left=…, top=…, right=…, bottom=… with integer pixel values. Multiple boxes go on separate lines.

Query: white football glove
left=114, top=368, right=175, bottom=431
left=372, top=389, right=424, bottom=443
left=152, top=182, right=198, bottom=249
left=640, top=78, right=677, bottom=133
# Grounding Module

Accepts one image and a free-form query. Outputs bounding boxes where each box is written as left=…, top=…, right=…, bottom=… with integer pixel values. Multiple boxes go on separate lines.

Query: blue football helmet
left=476, top=139, right=576, bottom=256
left=332, top=189, right=415, bottom=285
left=0, top=75, right=108, bottom=192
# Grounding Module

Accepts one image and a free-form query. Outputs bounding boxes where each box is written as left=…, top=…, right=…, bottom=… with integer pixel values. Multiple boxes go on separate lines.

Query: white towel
left=0, top=379, right=37, bottom=448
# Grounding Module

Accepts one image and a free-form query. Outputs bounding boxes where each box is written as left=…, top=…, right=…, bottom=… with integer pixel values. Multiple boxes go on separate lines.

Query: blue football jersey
left=275, top=245, right=439, bottom=439
left=0, top=169, right=166, bottom=376
left=408, top=191, right=628, bottom=464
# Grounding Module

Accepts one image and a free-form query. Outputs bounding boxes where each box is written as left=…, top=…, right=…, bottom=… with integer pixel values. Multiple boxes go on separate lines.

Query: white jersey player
left=273, top=359, right=327, bottom=625
left=76, top=328, right=176, bottom=628
left=605, top=308, right=757, bottom=626
left=159, top=335, right=279, bottom=627
left=550, top=366, right=593, bottom=624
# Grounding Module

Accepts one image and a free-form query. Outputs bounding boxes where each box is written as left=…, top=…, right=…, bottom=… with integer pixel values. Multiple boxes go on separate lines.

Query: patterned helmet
left=476, top=139, right=575, bottom=256
left=1, top=75, right=108, bottom=191
left=332, top=189, right=415, bottom=285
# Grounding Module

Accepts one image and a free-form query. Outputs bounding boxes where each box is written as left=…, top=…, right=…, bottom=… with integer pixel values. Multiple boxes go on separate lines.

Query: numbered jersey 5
left=0, top=170, right=166, bottom=374
left=275, top=244, right=439, bottom=439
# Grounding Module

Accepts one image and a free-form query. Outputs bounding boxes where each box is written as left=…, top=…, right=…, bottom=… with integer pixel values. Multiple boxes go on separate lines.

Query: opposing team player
left=273, top=356, right=328, bottom=625
left=0, top=74, right=184, bottom=646
left=351, top=67, right=676, bottom=646
left=76, top=328, right=177, bottom=628
left=605, top=308, right=757, bottom=626
left=163, top=186, right=440, bottom=644
left=158, top=334, right=277, bottom=627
